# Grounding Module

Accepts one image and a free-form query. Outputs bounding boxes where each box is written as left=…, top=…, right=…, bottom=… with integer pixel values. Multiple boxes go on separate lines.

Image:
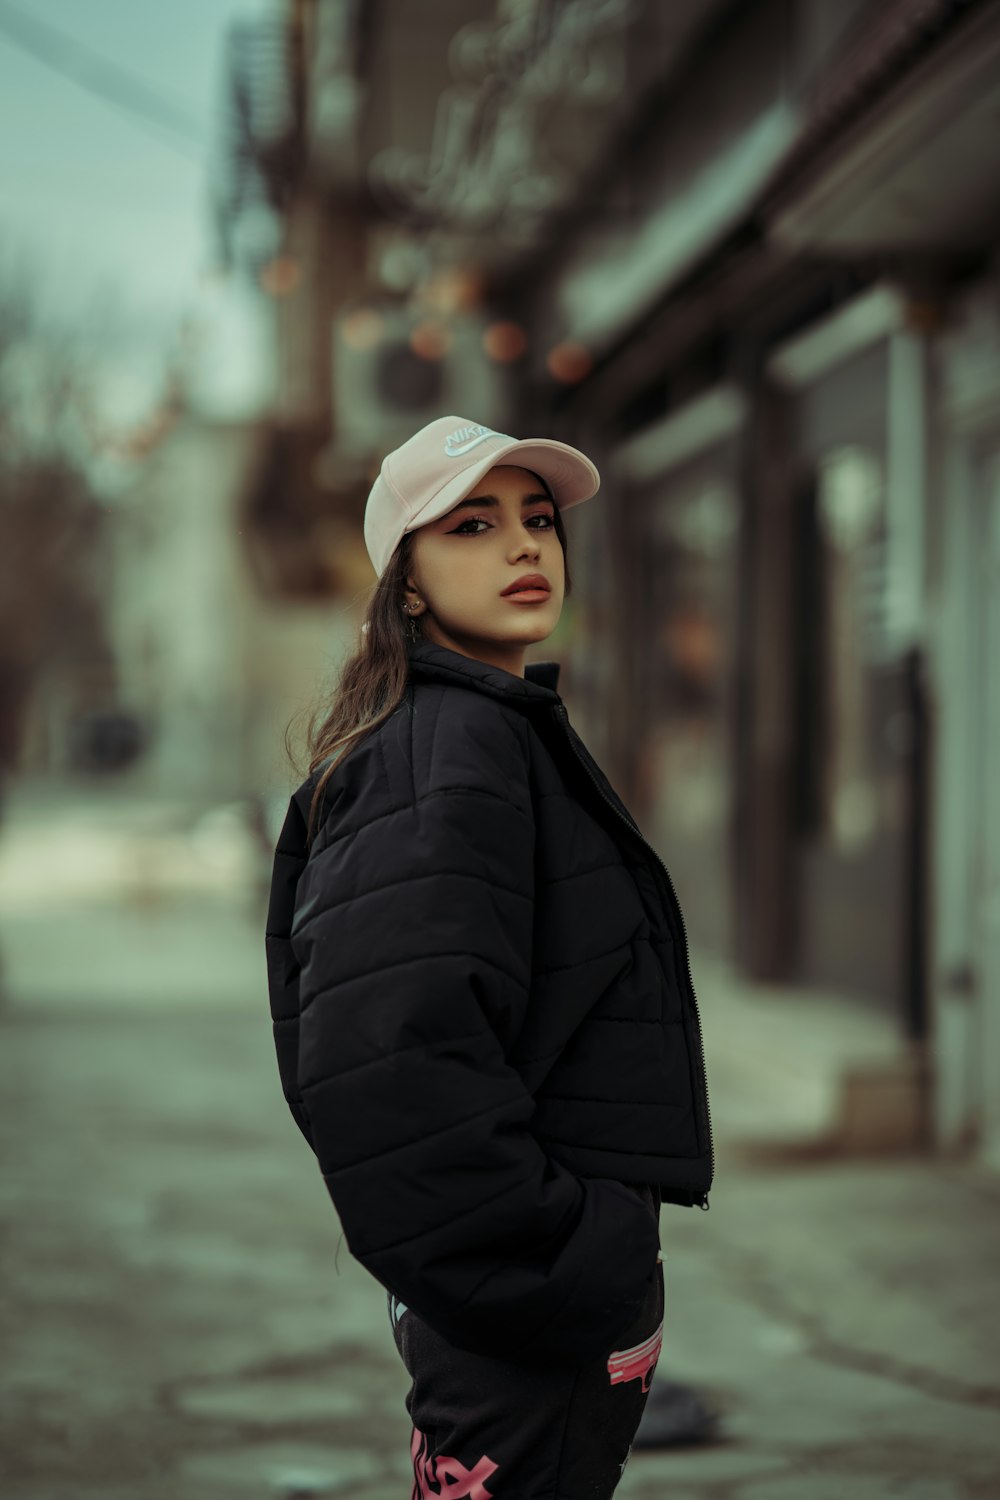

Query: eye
left=451, top=511, right=555, bottom=534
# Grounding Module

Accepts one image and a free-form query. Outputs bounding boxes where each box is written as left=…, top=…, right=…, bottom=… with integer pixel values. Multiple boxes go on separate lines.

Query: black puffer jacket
left=266, top=637, right=714, bottom=1364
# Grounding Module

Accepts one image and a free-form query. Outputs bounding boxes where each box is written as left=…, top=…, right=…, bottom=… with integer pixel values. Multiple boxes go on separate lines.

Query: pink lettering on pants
left=607, top=1317, right=663, bottom=1393
left=410, top=1424, right=499, bottom=1499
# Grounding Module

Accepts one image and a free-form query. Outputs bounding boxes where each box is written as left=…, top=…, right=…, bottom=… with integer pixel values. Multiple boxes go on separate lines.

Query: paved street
left=1, top=780, right=999, bottom=1499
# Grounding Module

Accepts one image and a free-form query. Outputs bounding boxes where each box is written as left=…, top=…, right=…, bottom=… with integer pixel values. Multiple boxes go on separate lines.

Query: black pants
left=387, top=1182, right=663, bottom=1500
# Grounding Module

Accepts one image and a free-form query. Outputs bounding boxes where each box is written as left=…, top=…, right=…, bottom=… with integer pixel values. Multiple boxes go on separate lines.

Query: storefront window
left=641, top=454, right=740, bottom=956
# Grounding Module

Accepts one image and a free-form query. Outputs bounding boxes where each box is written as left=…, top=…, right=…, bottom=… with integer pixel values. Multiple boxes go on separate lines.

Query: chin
left=510, top=618, right=558, bottom=644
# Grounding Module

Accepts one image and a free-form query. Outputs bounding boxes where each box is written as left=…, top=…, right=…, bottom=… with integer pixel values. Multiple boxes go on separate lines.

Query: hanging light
left=483, top=320, right=527, bottom=362
left=547, top=340, right=592, bottom=383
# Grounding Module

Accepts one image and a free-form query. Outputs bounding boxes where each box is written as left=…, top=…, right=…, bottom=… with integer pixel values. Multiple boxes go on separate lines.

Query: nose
left=513, top=524, right=541, bottom=559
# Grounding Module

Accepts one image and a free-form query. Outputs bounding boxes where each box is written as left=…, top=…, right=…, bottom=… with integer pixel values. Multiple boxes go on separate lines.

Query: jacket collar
left=406, top=637, right=561, bottom=706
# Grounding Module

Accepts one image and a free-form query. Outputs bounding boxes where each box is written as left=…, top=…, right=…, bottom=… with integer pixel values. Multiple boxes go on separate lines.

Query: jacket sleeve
left=265, top=790, right=316, bottom=1152
left=290, top=771, right=660, bottom=1363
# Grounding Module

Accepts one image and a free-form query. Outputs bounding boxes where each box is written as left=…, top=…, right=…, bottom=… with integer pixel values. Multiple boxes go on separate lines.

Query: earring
left=404, top=601, right=421, bottom=643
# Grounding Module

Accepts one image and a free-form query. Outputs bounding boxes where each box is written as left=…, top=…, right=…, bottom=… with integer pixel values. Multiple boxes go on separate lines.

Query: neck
left=417, top=620, right=526, bottom=679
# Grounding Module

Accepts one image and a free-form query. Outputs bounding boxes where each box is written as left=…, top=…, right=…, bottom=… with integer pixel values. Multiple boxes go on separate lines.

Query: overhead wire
left=0, top=0, right=206, bottom=160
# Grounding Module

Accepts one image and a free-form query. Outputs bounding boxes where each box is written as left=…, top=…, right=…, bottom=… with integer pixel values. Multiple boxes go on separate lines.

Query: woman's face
left=404, top=463, right=565, bottom=677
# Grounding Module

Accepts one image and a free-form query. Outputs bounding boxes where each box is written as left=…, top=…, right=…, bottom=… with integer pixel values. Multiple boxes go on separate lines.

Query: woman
left=265, top=414, right=714, bottom=1498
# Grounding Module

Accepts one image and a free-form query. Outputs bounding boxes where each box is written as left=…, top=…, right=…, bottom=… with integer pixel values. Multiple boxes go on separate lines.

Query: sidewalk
left=692, top=945, right=927, bottom=1154
left=0, top=778, right=998, bottom=1498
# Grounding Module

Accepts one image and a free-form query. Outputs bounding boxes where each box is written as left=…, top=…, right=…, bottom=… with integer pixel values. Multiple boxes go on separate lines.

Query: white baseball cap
left=363, top=414, right=601, bottom=578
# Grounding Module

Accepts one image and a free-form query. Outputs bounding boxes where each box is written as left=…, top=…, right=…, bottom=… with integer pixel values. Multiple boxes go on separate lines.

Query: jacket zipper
left=551, top=703, right=714, bottom=1209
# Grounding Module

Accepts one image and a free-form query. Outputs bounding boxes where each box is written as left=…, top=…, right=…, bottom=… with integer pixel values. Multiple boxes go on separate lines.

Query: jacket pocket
left=621, top=1180, right=661, bottom=1226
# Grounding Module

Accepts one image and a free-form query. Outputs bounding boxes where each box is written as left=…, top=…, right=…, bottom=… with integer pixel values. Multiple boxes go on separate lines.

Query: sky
left=0, top=0, right=276, bottom=427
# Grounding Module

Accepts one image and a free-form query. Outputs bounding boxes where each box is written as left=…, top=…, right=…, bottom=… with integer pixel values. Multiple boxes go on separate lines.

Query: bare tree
left=0, top=254, right=115, bottom=785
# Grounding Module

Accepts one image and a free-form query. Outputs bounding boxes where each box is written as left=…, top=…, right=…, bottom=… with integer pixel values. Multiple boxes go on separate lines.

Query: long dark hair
left=285, top=472, right=573, bottom=848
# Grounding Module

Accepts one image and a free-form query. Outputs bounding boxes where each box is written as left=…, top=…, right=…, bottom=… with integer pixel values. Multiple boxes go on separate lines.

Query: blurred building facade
left=221, top=0, right=1000, bottom=1167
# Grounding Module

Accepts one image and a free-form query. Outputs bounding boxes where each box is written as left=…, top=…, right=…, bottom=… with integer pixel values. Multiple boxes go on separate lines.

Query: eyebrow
left=446, top=492, right=554, bottom=517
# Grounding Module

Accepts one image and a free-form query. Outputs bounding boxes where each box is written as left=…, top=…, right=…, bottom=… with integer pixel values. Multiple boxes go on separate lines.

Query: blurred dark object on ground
left=67, top=708, right=147, bottom=774
left=634, top=1376, right=723, bottom=1448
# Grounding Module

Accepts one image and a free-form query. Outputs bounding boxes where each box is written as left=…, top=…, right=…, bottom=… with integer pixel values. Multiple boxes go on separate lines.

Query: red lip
left=501, top=574, right=551, bottom=596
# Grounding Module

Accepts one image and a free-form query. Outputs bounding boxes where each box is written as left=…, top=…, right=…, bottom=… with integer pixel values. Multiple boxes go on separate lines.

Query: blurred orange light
left=410, top=320, right=451, bottom=360
left=341, top=307, right=385, bottom=350
left=259, top=255, right=301, bottom=296
left=483, top=321, right=527, bottom=362
left=547, top=341, right=593, bottom=383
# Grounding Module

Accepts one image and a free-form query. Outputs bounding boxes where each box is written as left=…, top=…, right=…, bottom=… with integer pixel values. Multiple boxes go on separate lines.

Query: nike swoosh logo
left=444, top=430, right=502, bottom=456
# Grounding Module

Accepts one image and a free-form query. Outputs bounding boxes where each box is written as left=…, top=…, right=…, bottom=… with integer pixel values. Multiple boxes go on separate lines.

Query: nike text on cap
left=363, top=415, right=601, bottom=578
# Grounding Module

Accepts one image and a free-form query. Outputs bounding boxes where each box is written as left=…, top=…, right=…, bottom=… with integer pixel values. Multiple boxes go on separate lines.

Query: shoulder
left=409, top=678, right=530, bottom=804
left=294, top=684, right=532, bottom=852
left=291, top=702, right=404, bottom=853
